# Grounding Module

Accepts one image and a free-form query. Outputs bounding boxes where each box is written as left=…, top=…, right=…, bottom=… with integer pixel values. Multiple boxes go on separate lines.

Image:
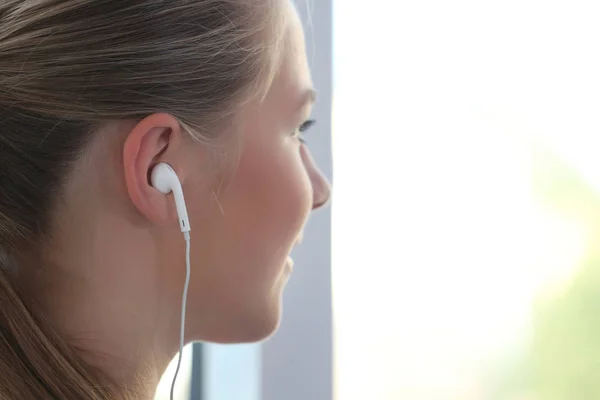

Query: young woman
left=0, top=0, right=330, bottom=398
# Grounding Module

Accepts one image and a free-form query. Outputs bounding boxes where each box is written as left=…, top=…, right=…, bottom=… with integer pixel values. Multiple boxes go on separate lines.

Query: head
left=0, top=0, right=330, bottom=398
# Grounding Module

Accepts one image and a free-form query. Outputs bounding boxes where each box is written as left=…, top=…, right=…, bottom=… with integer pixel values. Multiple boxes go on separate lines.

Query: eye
left=294, top=119, right=316, bottom=143
left=299, top=119, right=316, bottom=132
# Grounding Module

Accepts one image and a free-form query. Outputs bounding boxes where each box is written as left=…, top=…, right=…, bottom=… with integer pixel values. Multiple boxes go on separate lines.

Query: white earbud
left=150, top=162, right=191, bottom=233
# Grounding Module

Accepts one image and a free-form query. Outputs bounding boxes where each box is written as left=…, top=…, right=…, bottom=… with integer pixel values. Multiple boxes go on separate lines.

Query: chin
left=194, top=298, right=284, bottom=344
left=234, top=301, right=284, bottom=343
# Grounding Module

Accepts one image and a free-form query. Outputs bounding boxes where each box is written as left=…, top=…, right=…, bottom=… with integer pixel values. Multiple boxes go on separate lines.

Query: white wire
left=170, top=231, right=191, bottom=400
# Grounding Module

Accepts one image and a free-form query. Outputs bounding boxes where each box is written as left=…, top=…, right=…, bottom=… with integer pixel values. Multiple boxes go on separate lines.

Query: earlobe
left=122, top=113, right=183, bottom=227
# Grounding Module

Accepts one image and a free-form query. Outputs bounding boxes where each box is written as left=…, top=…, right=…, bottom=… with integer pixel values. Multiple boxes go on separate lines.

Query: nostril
left=313, top=198, right=327, bottom=210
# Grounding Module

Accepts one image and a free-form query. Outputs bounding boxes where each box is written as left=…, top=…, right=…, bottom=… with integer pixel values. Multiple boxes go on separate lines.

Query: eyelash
left=295, top=119, right=316, bottom=143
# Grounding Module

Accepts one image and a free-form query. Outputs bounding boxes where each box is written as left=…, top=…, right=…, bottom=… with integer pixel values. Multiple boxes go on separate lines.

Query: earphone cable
left=170, top=231, right=191, bottom=400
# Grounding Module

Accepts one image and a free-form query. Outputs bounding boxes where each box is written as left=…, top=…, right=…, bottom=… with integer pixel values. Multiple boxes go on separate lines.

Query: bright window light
left=332, top=1, right=600, bottom=399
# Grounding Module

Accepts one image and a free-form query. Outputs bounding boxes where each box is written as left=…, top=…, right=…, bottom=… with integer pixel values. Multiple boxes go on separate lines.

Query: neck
left=37, top=224, right=180, bottom=399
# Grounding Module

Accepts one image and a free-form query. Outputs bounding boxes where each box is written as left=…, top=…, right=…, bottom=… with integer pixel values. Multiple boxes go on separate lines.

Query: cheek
left=182, top=141, right=313, bottom=335
left=233, top=140, right=312, bottom=257
left=185, top=131, right=312, bottom=323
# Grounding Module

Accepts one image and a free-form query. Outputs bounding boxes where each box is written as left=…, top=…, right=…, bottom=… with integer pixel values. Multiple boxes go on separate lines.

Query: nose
left=300, top=146, right=331, bottom=210
left=311, top=172, right=331, bottom=210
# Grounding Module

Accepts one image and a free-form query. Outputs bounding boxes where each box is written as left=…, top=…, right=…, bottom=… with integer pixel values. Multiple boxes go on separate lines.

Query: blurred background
left=333, top=0, right=600, bottom=399
left=156, top=0, right=600, bottom=399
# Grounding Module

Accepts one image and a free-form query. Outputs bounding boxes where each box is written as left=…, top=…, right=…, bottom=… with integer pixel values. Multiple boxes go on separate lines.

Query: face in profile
left=173, top=3, right=331, bottom=343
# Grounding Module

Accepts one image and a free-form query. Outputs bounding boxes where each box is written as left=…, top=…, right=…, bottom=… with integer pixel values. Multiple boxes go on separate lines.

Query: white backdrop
left=333, top=1, right=600, bottom=399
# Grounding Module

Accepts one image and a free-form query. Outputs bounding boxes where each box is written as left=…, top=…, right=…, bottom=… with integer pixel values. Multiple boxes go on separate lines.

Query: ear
left=122, top=113, right=187, bottom=228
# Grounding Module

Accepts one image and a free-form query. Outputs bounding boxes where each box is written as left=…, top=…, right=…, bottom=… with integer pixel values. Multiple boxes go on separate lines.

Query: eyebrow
left=297, top=88, right=317, bottom=110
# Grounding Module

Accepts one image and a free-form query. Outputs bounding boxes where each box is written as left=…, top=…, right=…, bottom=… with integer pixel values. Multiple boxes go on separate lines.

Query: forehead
left=264, top=3, right=312, bottom=109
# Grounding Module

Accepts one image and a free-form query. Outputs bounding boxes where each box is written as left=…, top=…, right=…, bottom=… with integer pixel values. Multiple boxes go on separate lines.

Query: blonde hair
left=0, top=0, right=286, bottom=398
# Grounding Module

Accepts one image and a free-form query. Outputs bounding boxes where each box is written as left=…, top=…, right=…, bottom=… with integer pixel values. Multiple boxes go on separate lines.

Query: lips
left=295, top=231, right=304, bottom=246
left=287, top=232, right=303, bottom=269
left=286, top=256, right=295, bottom=268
